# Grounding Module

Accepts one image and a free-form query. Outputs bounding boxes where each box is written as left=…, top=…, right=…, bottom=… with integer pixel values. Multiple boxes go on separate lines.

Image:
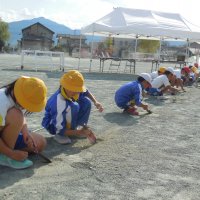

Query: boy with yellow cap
left=189, top=64, right=200, bottom=86
left=0, top=76, right=47, bottom=169
left=147, top=67, right=179, bottom=96
left=42, top=70, right=103, bottom=144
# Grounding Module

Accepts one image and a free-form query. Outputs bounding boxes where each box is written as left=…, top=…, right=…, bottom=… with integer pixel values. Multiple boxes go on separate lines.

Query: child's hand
left=94, top=102, right=103, bottom=112
left=81, top=128, right=91, bottom=137
left=171, top=87, right=179, bottom=94
left=25, top=134, right=38, bottom=153
left=81, top=125, right=96, bottom=144
left=141, top=104, right=149, bottom=111
left=10, top=150, right=28, bottom=161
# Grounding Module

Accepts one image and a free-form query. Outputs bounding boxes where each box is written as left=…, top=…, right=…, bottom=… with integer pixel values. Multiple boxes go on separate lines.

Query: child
left=171, top=68, right=185, bottom=92
left=189, top=64, right=200, bottom=85
left=42, top=70, right=103, bottom=144
left=148, top=67, right=179, bottom=96
left=150, top=66, right=166, bottom=80
left=114, top=73, right=152, bottom=115
left=181, top=66, right=193, bottom=86
left=0, top=76, right=47, bottom=169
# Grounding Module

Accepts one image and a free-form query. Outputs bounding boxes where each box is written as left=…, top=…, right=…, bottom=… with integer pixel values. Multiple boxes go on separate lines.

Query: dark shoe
left=123, top=107, right=139, bottom=116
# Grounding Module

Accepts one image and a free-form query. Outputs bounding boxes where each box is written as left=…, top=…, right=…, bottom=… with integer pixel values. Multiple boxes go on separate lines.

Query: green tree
left=104, top=36, right=113, bottom=55
left=105, top=36, right=112, bottom=48
left=138, top=39, right=160, bottom=53
left=0, top=19, right=10, bottom=51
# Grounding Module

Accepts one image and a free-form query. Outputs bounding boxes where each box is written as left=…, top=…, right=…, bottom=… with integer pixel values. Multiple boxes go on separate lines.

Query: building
left=112, top=37, right=136, bottom=58
left=20, top=22, right=54, bottom=50
left=57, top=34, right=89, bottom=57
left=189, top=42, right=200, bottom=56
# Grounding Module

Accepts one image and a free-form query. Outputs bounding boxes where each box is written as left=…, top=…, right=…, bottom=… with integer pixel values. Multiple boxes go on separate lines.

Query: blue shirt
left=115, top=81, right=143, bottom=107
left=42, top=88, right=89, bottom=135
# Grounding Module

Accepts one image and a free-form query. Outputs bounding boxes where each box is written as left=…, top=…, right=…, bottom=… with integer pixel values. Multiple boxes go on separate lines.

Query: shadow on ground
left=103, top=112, right=143, bottom=126
left=0, top=136, right=94, bottom=189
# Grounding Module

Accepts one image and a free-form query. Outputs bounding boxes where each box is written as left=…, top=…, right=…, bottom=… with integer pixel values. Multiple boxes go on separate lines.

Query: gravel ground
left=0, top=54, right=200, bottom=200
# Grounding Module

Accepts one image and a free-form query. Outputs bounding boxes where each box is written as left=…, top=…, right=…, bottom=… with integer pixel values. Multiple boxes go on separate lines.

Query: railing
left=20, top=50, right=65, bottom=71
left=128, top=52, right=160, bottom=61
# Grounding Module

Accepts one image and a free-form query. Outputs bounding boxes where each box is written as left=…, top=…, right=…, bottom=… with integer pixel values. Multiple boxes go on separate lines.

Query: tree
left=0, top=19, right=10, bottom=51
left=138, top=39, right=160, bottom=53
left=105, top=36, right=113, bottom=55
left=97, top=36, right=113, bottom=56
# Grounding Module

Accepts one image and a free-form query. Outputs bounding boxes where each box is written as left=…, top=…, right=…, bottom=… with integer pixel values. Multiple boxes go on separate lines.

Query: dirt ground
left=0, top=55, right=200, bottom=200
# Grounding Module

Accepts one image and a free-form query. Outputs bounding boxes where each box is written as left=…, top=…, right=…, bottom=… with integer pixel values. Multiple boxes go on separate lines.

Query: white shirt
left=150, top=71, right=158, bottom=80
left=173, top=69, right=181, bottom=79
left=0, top=88, right=15, bottom=126
left=151, top=74, right=170, bottom=88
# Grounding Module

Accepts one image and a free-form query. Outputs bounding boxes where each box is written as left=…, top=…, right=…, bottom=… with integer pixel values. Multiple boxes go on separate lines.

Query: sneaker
left=0, top=154, right=33, bottom=169
left=123, top=107, right=139, bottom=116
left=157, top=96, right=168, bottom=100
left=53, top=134, right=72, bottom=144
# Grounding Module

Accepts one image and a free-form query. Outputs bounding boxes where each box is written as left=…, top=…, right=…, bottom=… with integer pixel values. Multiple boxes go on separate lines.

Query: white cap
left=139, top=73, right=152, bottom=84
left=166, top=67, right=175, bottom=75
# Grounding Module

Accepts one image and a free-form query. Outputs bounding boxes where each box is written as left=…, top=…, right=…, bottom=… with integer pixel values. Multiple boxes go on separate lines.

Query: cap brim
left=65, top=85, right=86, bottom=92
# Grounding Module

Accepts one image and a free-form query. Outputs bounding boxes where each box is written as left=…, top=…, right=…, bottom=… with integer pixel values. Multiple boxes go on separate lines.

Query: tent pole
left=134, top=35, right=138, bottom=58
left=186, top=38, right=190, bottom=64
left=197, top=48, right=200, bottom=64
left=159, top=37, right=162, bottom=61
left=78, top=34, right=82, bottom=70
left=156, top=37, right=162, bottom=70
left=89, top=32, right=94, bottom=72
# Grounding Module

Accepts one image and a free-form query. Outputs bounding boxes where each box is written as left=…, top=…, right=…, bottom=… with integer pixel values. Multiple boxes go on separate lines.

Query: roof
left=56, top=34, right=86, bottom=40
left=22, top=22, right=55, bottom=34
left=81, top=7, right=200, bottom=41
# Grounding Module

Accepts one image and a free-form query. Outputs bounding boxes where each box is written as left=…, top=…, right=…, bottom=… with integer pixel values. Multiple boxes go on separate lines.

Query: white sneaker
left=53, top=134, right=72, bottom=144
left=157, top=96, right=168, bottom=100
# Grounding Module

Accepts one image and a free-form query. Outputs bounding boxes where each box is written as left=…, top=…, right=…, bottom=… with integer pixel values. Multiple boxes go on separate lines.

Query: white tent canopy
left=81, top=7, right=200, bottom=41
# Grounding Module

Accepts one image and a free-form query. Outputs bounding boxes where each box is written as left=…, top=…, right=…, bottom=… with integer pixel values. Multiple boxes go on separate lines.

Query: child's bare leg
left=1, top=108, right=24, bottom=149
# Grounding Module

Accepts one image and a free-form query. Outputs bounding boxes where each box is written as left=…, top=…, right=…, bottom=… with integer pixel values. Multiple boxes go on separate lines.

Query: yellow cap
left=60, top=70, right=86, bottom=92
left=14, top=76, right=47, bottom=112
left=158, top=66, right=166, bottom=73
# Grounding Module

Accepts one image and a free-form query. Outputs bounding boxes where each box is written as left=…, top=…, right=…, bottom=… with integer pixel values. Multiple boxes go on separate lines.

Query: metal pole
left=134, top=35, right=138, bottom=57
left=78, top=34, right=82, bottom=70
left=89, top=32, right=94, bottom=72
left=196, top=48, right=200, bottom=64
left=158, top=37, right=162, bottom=61
left=186, top=38, right=190, bottom=63
left=20, top=50, right=24, bottom=69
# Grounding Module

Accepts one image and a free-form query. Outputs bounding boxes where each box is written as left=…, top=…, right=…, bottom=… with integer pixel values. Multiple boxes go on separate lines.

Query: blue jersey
left=42, top=88, right=89, bottom=135
left=115, top=81, right=143, bottom=108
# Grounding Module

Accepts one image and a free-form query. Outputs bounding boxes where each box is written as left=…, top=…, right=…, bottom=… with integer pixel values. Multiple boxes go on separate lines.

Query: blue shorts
left=146, top=88, right=163, bottom=96
left=14, top=133, right=27, bottom=150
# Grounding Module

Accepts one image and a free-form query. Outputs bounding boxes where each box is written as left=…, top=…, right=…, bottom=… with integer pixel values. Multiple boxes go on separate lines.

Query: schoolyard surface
left=0, top=54, right=200, bottom=200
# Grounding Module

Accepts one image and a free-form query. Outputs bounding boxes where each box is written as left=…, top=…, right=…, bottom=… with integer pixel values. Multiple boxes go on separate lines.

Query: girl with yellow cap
left=150, top=66, right=166, bottom=80
left=42, top=70, right=103, bottom=144
left=147, top=67, right=179, bottom=96
left=0, top=76, right=47, bottom=169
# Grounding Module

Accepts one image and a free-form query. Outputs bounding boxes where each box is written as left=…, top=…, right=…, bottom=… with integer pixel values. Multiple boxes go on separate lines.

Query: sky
left=0, top=0, right=200, bottom=30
